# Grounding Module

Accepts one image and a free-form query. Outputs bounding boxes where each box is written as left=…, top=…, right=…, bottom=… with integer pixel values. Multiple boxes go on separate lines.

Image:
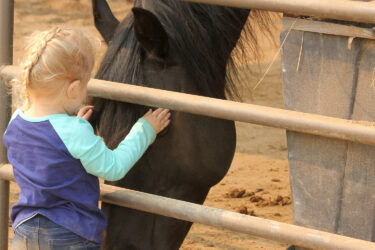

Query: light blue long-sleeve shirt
left=49, top=112, right=156, bottom=181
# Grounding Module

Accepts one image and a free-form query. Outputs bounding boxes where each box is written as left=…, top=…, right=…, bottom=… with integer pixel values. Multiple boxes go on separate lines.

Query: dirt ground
left=8, top=1, right=291, bottom=249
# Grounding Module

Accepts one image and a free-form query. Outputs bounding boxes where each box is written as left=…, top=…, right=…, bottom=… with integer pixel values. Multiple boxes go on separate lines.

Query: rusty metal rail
left=1, top=164, right=375, bottom=250
left=181, top=0, right=375, bottom=24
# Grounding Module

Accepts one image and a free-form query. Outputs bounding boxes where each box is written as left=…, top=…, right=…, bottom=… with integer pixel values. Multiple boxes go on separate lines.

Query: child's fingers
left=78, top=105, right=94, bottom=116
left=161, top=114, right=170, bottom=123
left=82, top=105, right=94, bottom=111
left=77, top=109, right=85, bottom=117
left=152, top=108, right=163, bottom=116
left=162, top=120, right=170, bottom=129
left=77, top=110, right=83, bottom=117
left=77, top=106, right=93, bottom=119
left=157, top=109, right=170, bottom=120
left=160, top=109, right=170, bottom=116
left=81, top=109, right=93, bottom=121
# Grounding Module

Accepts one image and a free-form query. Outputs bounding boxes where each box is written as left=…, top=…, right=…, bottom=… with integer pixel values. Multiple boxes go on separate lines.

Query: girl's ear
left=66, top=80, right=81, bottom=99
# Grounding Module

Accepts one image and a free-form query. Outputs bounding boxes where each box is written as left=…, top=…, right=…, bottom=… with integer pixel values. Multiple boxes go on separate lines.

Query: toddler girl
left=3, top=27, right=170, bottom=249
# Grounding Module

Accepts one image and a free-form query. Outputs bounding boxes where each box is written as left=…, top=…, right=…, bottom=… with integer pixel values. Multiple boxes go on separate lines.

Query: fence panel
left=281, top=17, right=375, bottom=249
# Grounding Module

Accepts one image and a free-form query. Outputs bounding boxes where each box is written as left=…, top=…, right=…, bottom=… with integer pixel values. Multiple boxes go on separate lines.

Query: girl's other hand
left=142, top=108, right=171, bottom=134
left=77, top=105, right=94, bottom=121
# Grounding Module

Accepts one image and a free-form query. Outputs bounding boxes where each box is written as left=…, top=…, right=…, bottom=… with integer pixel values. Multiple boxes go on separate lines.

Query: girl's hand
left=142, top=108, right=171, bottom=134
left=77, top=105, right=94, bottom=121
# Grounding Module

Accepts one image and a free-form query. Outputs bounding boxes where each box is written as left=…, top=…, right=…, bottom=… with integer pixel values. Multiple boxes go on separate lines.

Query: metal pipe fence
left=1, top=164, right=375, bottom=250
left=2, top=0, right=375, bottom=249
left=3, top=65, right=375, bottom=147
left=181, top=0, right=375, bottom=24
left=3, top=65, right=375, bottom=249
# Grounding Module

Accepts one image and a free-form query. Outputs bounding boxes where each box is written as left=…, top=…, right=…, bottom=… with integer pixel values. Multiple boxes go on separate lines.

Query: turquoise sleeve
left=51, top=117, right=156, bottom=181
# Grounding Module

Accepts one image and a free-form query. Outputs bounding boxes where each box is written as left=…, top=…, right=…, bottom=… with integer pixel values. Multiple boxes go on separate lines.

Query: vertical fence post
left=0, top=0, right=13, bottom=249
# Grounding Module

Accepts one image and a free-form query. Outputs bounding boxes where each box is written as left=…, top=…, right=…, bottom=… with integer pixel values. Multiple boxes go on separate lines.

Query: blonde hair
left=13, top=27, right=95, bottom=109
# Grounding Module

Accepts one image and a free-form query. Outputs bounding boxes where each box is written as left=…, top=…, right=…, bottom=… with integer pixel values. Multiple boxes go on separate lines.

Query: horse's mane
left=92, top=0, right=272, bottom=148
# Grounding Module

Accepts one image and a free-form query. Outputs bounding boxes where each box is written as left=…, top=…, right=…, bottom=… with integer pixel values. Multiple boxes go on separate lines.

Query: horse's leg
left=102, top=204, right=155, bottom=250
left=149, top=185, right=210, bottom=250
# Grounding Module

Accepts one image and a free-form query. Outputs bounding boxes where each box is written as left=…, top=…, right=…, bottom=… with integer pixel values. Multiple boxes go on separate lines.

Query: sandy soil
left=8, top=1, right=291, bottom=249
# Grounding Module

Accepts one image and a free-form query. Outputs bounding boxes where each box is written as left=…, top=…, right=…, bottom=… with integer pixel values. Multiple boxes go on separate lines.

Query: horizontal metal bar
left=181, top=0, right=375, bottom=24
left=283, top=16, right=375, bottom=40
left=0, top=164, right=374, bottom=250
left=0, top=165, right=12, bottom=182
left=2, top=65, right=375, bottom=146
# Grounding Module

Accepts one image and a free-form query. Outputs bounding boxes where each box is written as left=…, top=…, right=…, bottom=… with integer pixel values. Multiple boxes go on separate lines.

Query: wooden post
left=0, top=0, right=13, bottom=249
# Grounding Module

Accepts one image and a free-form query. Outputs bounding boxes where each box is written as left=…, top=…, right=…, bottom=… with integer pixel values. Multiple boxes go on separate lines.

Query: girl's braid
left=22, top=27, right=62, bottom=109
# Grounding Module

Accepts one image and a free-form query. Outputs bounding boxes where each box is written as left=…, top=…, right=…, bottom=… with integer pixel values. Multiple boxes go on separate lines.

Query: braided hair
left=21, top=27, right=62, bottom=109
left=14, top=27, right=95, bottom=110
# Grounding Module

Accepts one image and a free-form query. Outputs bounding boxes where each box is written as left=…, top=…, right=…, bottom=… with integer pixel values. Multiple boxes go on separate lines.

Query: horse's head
left=91, top=1, right=198, bottom=147
left=91, top=0, right=253, bottom=148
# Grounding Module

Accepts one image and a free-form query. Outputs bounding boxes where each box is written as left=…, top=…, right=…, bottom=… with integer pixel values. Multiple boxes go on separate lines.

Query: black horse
left=91, top=0, right=270, bottom=249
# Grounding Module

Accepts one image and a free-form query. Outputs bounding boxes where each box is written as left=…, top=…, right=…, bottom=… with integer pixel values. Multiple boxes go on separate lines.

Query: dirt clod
left=275, top=195, right=283, bottom=202
left=256, top=200, right=270, bottom=207
left=250, top=195, right=264, bottom=202
left=250, top=195, right=292, bottom=207
left=281, top=196, right=292, bottom=206
left=238, top=206, right=248, bottom=214
left=226, top=188, right=247, bottom=198
left=237, top=206, right=256, bottom=216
